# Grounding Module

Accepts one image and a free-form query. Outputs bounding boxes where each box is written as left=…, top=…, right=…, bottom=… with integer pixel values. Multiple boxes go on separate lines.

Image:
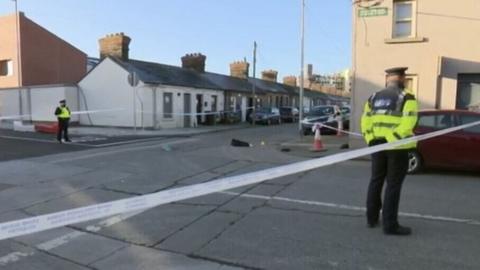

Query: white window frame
left=0, top=60, right=13, bottom=77
left=392, top=0, right=417, bottom=39
left=163, top=92, right=173, bottom=119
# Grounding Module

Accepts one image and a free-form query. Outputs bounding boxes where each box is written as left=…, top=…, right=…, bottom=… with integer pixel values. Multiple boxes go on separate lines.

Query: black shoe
left=65, top=139, right=72, bottom=142
left=384, top=225, right=412, bottom=236
left=367, top=220, right=379, bottom=228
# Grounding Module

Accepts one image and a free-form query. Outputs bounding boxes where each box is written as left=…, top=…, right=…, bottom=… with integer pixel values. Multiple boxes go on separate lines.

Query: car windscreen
left=257, top=108, right=271, bottom=113
left=308, top=107, right=334, bottom=116
left=280, top=108, right=292, bottom=113
left=341, top=107, right=350, bottom=114
left=417, top=113, right=454, bottom=129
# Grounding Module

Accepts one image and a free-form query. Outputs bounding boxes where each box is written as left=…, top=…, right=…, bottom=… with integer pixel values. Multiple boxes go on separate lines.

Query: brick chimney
left=99, top=33, right=131, bottom=61
left=181, top=53, right=206, bottom=72
left=283, top=76, right=297, bottom=87
left=230, top=61, right=250, bottom=79
left=261, top=70, right=278, bottom=82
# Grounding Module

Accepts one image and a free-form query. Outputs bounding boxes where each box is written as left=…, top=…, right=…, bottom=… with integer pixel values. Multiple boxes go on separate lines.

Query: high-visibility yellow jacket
left=361, top=86, right=418, bottom=149
left=55, top=106, right=71, bottom=119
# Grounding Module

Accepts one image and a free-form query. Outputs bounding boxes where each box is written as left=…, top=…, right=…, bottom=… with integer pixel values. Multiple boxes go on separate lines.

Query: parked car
left=280, top=107, right=299, bottom=123
left=249, top=107, right=281, bottom=125
left=408, top=110, right=480, bottom=174
left=301, top=105, right=340, bottom=135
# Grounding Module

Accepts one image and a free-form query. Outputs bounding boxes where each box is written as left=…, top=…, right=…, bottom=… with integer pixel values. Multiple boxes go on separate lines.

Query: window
left=393, top=1, right=415, bottom=38
left=0, top=60, right=13, bottom=76
left=418, top=114, right=453, bottom=129
left=163, top=92, right=173, bottom=119
left=459, top=114, right=480, bottom=134
left=457, top=74, right=480, bottom=110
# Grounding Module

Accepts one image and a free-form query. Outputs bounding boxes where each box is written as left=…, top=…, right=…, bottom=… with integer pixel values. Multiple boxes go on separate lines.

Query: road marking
left=0, top=135, right=63, bottom=145
left=82, top=136, right=170, bottom=148
left=220, top=191, right=480, bottom=226
left=0, top=210, right=145, bottom=266
left=50, top=138, right=198, bottom=163
left=0, top=134, right=174, bottom=148
left=1, top=120, right=480, bottom=241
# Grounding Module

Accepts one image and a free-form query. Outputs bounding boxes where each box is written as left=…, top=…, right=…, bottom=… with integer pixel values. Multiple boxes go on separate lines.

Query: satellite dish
left=128, top=72, right=139, bottom=87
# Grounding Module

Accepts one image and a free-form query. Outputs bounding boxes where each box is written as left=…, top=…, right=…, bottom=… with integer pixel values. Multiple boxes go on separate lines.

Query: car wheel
left=408, top=151, right=423, bottom=174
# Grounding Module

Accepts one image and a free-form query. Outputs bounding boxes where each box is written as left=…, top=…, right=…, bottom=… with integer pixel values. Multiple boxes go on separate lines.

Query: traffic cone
left=311, top=127, right=326, bottom=152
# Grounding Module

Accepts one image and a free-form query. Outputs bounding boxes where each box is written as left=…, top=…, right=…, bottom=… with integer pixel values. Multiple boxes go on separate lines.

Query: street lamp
left=298, top=0, right=305, bottom=132
left=12, top=0, right=23, bottom=118
left=12, top=0, right=22, bottom=86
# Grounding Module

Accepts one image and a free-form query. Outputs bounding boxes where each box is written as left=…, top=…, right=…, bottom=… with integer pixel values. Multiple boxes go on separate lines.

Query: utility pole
left=252, top=41, right=257, bottom=126
left=299, top=0, right=305, bottom=132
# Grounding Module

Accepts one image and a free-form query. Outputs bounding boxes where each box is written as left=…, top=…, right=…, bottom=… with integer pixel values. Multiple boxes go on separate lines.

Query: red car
left=408, top=110, right=480, bottom=173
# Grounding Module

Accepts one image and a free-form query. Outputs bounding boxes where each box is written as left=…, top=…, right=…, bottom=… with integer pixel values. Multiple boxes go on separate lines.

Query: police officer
left=361, top=67, right=418, bottom=236
left=54, top=99, right=71, bottom=143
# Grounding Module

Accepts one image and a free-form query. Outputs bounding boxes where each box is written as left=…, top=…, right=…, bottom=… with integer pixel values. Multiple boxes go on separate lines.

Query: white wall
left=78, top=58, right=137, bottom=127
left=0, top=85, right=78, bottom=123
left=153, top=85, right=224, bottom=128
left=79, top=58, right=225, bottom=129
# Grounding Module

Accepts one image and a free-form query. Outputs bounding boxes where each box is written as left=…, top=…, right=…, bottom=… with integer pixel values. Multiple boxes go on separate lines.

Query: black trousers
left=367, top=149, right=409, bottom=229
left=57, top=119, right=70, bottom=141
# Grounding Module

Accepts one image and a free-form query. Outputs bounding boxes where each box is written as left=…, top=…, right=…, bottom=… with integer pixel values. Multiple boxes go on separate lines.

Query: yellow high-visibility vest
left=58, top=107, right=71, bottom=119
left=361, top=87, right=418, bottom=150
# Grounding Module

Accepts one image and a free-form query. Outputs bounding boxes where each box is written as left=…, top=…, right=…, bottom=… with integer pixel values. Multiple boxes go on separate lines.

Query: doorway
left=196, top=94, right=203, bottom=124
left=184, top=93, right=191, bottom=127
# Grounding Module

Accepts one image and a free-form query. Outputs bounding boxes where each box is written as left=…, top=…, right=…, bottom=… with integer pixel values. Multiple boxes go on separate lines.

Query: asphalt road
left=0, top=124, right=479, bottom=270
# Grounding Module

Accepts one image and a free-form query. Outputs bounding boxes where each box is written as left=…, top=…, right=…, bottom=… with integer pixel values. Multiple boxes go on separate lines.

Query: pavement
left=0, top=123, right=479, bottom=269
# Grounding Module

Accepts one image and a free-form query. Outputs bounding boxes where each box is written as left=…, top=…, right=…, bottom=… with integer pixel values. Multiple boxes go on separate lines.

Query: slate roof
left=107, top=56, right=348, bottom=101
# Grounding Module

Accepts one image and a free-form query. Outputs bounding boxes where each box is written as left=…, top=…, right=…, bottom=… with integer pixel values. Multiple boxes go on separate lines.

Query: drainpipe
left=152, top=87, right=158, bottom=129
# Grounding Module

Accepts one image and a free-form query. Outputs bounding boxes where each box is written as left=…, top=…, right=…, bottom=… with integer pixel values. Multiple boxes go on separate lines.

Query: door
left=196, top=94, right=203, bottom=125
left=212, top=95, right=217, bottom=112
left=184, top=93, right=191, bottom=127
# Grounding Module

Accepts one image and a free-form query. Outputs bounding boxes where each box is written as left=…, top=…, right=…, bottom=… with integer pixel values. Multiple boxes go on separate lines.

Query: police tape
left=316, top=123, right=363, bottom=137
left=70, top=108, right=125, bottom=115
left=0, top=120, right=479, bottom=241
left=0, top=109, right=125, bottom=120
left=139, top=107, right=255, bottom=117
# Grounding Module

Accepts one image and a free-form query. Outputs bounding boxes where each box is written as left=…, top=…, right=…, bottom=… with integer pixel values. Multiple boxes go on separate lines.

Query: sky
left=0, top=0, right=352, bottom=78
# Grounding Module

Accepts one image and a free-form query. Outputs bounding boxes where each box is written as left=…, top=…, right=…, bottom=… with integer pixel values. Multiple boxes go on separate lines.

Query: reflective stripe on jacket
left=360, top=86, right=418, bottom=150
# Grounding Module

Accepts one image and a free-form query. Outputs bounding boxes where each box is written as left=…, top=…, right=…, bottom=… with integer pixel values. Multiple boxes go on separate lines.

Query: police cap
left=385, top=67, right=408, bottom=76
left=59, top=99, right=66, bottom=104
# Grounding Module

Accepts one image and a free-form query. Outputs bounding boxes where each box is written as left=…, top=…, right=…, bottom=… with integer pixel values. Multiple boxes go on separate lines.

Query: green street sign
left=358, top=8, right=388, bottom=17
